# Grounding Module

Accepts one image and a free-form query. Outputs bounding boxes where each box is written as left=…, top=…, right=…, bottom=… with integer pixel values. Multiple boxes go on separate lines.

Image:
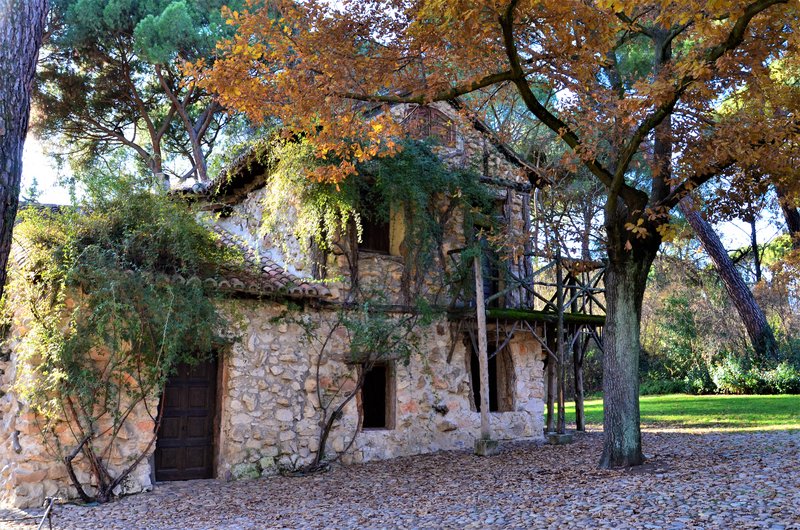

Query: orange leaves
left=197, top=0, right=796, bottom=198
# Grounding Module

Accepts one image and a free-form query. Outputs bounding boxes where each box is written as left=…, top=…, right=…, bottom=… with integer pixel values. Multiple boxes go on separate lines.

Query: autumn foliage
left=201, top=0, right=800, bottom=467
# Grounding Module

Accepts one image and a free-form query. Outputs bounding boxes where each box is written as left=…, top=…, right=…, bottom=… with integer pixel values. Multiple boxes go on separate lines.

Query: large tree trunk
left=599, top=253, right=653, bottom=467
left=599, top=206, right=657, bottom=468
left=0, top=0, right=48, bottom=297
left=679, top=199, right=776, bottom=361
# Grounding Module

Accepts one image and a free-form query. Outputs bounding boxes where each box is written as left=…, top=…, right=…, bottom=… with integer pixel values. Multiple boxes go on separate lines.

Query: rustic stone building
left=0, top=103, right=551, bottom=508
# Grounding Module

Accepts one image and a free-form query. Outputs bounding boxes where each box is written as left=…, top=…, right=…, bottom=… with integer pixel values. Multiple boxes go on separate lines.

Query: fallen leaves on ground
left=3, top=428, right=798, bottom=529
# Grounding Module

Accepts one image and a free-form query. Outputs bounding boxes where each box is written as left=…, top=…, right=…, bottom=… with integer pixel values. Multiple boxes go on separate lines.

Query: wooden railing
left=447, top=247, right=606, bottom=320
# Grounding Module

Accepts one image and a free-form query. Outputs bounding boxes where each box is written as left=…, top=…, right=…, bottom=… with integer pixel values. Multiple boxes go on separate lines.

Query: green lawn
left=565, top=394, right=800, bottom=432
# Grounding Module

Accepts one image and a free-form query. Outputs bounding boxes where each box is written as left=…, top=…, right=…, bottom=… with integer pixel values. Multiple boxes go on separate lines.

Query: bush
left=711, top=358, right=800, bottom=395
left=684, top=364, right=716, bottom=395
left=640, top=378, right=686, bottom=395
left=711, top=357, right=767, bottom=394
left=767, top=363, right=800, bottom=394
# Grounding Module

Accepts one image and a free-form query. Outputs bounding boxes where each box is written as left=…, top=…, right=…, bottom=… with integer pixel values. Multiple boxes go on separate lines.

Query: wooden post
left=555, top=252, right=566, bottom=435
left=473, top=254, right=491, bottom=441
left=573, top=334, right=586, bottom=432
left=546, top=348, right=556, bottom=433
left=568, top=274, right=585, bottom=431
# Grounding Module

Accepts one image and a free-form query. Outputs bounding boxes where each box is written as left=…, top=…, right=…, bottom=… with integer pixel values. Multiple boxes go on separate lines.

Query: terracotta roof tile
left=210, top=226, right=332, bottom=299
left=9, top=226, right=332, bottom=301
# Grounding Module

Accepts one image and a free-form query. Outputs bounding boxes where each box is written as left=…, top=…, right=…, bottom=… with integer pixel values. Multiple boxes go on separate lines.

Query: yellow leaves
left=656, top=223, right=678, bottom=243
left=625, top=217, right=650, bottom=239
left=199, top=0, right=796, bottom=195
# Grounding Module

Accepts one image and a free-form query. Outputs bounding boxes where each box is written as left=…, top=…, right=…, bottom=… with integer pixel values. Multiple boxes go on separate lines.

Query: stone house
left=0, top=103, right=550, bottom=508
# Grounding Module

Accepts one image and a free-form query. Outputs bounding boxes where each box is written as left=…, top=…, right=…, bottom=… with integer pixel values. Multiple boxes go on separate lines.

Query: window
left=359, top=215, right=391, bottom=254
left=401, top=105, right=457, bottom=147
left=469, top=340, right=514, bottom=412
left=361, top=363, right=395, bottom=429
left=477, top=235, right=501, bottom=307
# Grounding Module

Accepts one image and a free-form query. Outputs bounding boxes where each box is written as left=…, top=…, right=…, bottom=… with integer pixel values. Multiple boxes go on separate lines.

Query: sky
left=21, top=134, right=71, bottom=205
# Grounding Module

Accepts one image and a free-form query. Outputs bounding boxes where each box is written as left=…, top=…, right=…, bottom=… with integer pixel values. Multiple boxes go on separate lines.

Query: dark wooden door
left=154, top=359, right=218, bottom=481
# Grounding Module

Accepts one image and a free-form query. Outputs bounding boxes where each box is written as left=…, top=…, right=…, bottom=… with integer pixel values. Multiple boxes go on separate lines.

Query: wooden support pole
left=546, top=346, right=556, bottom=433
left=555, top=252, right=566, bottom=435
left=569, top=275, right=586, bottom=431
left=573, top=332, right=587, bottom=432
left=473, top=254, right=491, bottom=440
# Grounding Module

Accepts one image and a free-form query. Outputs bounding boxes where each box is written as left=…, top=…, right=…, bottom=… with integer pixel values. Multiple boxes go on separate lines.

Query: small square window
left=361, top=363, right=395, bottom=429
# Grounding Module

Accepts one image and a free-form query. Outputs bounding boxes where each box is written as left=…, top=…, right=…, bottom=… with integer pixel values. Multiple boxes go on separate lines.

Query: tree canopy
left=35, top=0, right=245, bottom=185
left=202, top=0, right=800, bottom=467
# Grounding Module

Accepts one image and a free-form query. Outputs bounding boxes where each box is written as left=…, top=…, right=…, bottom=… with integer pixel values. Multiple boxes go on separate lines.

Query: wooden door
left=154, top=358, right=218, bottom=481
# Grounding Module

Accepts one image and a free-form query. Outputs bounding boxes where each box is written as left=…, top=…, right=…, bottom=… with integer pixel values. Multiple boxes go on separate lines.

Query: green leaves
left=9, top=190, right=234, bottom=427
left=134, top=1, right=234, bottom=63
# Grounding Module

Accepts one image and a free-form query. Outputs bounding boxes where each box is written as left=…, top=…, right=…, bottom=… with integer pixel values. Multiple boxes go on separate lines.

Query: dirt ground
left=2, top=428, right=798, bottom=529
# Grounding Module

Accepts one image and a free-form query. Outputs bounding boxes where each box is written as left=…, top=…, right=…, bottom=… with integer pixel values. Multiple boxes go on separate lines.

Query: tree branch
left=616, top=0, right=787, bottom=190
left=340, top=70, right=518, bottom=104
left=656, top=160, right=735, bottom=210
left=499, top=0, right=647, bottom=210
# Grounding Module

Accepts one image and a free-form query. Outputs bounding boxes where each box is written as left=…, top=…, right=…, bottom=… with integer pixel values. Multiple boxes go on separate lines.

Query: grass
left=565, top=394, right=800, bottom=432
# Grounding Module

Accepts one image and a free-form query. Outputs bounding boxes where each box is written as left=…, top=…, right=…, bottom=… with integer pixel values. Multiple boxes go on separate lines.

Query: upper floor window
left=359, top=214, right=391, bottom=254
left=401, top=105, right=457, bottom=147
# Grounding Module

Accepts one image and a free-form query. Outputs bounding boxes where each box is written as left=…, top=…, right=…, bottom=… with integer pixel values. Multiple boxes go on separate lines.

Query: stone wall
left=0, top=310, right=155, bottom=508
left=217, top=299, right=545, bottom=479
left=0, top=277, right=545, bottom=509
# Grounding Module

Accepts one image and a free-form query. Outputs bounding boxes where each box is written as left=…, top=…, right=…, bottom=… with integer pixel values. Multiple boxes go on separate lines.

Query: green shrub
left=711, top=357, right=766, bottom=394
left=710, top=357, right=800, bottom=395
left=640, top=378, right=686, bottom=395
left=684, top=364, right=716, bottom=395
left=766, top=363, right=800, bottom=394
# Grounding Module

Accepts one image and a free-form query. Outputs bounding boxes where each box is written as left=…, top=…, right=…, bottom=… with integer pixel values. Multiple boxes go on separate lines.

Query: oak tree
left=203, top=0, right=799, bottom=467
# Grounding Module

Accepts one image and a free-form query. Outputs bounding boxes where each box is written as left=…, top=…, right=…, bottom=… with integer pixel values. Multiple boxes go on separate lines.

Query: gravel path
left=3, top=429, right=799, bottom=529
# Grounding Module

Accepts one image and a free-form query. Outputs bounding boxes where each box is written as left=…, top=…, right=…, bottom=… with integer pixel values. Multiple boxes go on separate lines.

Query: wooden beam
left=473, top=255, right=492, bottom=441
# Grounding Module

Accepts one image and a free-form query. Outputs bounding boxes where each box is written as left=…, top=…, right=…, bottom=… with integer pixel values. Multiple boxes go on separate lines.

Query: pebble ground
left=2, top=428, right=798, bottom=529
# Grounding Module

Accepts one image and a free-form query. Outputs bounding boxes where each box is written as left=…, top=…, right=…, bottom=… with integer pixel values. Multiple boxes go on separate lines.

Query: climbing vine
left=259, top=137, right=494, bottom=292
left=7, top=191, right=238, bottom=503
left=279, top=292, right=433, bottom=474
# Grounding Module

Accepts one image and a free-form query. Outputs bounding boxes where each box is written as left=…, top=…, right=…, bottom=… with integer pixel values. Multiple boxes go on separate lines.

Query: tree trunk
left=679, top=199, right=776, bottom=361
left=599, top=254, right=652, bottom=468
left=775, top=183, right=800, bottom=249
left=748, top=214, right=762, bottom=283
left=599, top=205, right=656, bottom=468
left=0, top=0, right=48, bottom=298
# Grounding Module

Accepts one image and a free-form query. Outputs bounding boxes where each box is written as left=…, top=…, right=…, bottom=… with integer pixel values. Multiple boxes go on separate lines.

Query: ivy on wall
left=7, top=191, right=239, bottom=503
left=259, top=137, right=495, bottom=300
